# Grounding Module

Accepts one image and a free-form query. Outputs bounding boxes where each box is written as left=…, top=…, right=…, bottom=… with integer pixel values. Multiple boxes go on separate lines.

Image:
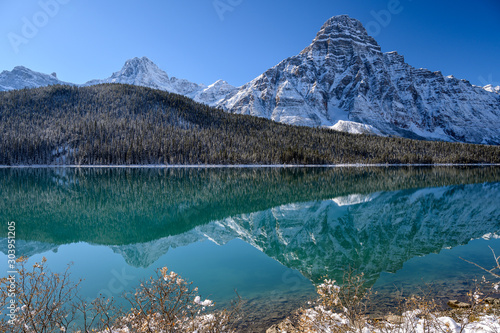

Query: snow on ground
left=328, top=120, right=385, bottom=136
left=299, top=307, right=500, bottom=333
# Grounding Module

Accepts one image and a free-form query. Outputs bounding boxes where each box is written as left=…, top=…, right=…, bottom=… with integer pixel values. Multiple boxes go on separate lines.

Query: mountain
left=85, top=57, right=202, bottom=96
left=192, top=79, right=238, bottom=106
left=7, top=84, right=500, bottom=166
left=85, top=56, right=236, bottom=106
left=2, top=16, right=500, bottom=144
left=0, top=57, right=237, bottom=107
left=218, top=15, right=500, bottom=144
left=0, top=66, right=71, bottom=91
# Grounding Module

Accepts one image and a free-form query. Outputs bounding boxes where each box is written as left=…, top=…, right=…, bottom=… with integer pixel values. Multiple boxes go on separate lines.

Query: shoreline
left=1, top=163, right=500, bottom=169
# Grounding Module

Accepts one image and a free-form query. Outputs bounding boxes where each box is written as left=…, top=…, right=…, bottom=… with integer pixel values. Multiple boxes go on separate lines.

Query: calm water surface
left=1, top=166, right=500, bottom=331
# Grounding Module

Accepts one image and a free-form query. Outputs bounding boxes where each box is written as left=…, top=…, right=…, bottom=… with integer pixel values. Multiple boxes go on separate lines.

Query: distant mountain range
left=484, top=84, right=500, bottom=95
left=0, top=57, right=237, bottom=107
left=1, top=15, right=500, bottom=144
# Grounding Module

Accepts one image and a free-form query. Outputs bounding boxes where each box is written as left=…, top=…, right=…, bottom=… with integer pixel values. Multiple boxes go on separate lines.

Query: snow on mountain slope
left=84, top=56, right=236, bottom=106
left=84, top=56, right=202, bottom=95
left=217, top=15, right=500, bottom=144
left=484, top=84, right=500, bottom=95
left=0, top=57, right=236, bottom=107
left=0, top=66, right=71, bottom=91
left=193, top=79, right=238, bottom=107
left=329, top=120, right=384, bottom=135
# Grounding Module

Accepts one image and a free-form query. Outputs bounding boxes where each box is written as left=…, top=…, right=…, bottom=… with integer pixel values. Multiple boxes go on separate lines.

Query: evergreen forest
left=1, top=84, right=499, bottom=165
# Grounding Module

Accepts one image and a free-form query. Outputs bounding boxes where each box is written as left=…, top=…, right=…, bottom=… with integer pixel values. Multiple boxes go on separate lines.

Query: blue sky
left=1, top=0, right=499, bottom=87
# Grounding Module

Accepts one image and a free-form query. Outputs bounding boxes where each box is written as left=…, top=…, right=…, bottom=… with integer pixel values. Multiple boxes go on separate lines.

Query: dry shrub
left=0, top=257, right=241, bottom=333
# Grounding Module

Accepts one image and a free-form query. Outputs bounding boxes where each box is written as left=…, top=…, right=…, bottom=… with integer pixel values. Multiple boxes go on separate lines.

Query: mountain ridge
left=0, top=57, right=238, bottom=107
left=1, top=15, right=500, bottom=144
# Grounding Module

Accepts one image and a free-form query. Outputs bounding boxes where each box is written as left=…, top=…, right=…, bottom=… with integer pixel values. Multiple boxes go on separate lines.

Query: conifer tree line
left=0, top=84, right=499, bottom=165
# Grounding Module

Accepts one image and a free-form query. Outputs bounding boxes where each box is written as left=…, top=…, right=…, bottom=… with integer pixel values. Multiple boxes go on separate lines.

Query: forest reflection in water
left=1, top=166, right=500, bottom=330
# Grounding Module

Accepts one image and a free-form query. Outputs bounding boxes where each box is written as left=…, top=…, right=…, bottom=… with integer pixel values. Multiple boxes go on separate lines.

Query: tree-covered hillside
left=0, top=84, right=499, bottom=165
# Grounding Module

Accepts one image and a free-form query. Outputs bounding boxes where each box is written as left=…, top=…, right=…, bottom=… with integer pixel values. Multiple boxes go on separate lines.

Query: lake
left=1, top=166, right=500, bottom=332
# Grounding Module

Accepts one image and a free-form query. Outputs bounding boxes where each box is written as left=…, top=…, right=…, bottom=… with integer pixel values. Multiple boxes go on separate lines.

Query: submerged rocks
left=266, top=318, right=299, bottom=333
left=447, top=300, right=471, bottom=309
left=484, top=297, right=500, bottom=306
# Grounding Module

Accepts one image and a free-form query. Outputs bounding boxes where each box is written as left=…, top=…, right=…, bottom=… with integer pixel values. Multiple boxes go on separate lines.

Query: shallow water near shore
left=1, top=166, right=500, bottom=332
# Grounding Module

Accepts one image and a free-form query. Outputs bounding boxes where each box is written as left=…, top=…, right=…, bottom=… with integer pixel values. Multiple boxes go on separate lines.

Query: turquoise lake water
left=1, top=166, right=500, bottom=331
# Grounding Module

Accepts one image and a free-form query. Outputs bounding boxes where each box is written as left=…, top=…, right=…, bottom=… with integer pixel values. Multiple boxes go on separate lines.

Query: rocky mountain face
left=0, top=66, right=70, bottom=91
left=218, top=15, right=500, bottom=144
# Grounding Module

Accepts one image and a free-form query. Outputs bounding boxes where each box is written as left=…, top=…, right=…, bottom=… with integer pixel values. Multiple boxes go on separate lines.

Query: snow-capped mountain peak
left=116, top=56, right=168, bottom=81
left=85, top=56, right=174, bottom=91
left=217, top=15, right=500, bottom=144
left=300, top=15, right=381, bottom=58
left=193, top=79, right=237, bottom=107
left=0, top=66, right=70, bottom=91
left=84, top=57, right=235, bottom=106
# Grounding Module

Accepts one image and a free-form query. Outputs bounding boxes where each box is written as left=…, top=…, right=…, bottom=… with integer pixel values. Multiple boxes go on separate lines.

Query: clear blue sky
left=1, top=0, right=499, bottom=87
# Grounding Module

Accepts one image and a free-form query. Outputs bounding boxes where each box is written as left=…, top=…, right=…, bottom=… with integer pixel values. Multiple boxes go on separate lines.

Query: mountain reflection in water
left=1, top=166, right=500, bottom=330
